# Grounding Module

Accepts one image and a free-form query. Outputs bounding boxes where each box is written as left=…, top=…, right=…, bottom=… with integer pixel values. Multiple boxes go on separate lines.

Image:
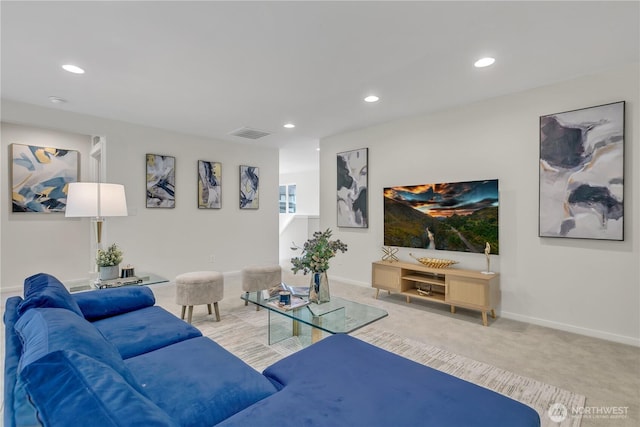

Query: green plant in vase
left=291, top=229, right=348, bottom=303
left=96, top=243, right=123, bottom=281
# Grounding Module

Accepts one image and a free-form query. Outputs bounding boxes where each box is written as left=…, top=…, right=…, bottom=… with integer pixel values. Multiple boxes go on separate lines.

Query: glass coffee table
left=241, top=292, right=388, bottom=346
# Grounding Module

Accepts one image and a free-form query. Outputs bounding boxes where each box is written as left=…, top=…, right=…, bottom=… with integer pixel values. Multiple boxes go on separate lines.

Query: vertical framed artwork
left=198, top=160, right=222, bottom=209
left=146, top=154, right=175, bottom=208
left=337, top=147, right=368, bottom=228
left=239, top=165, right=259, bottom=209
left=539, top=101, right=624, bottom=240
left=11, top=143, right=78, bottom=213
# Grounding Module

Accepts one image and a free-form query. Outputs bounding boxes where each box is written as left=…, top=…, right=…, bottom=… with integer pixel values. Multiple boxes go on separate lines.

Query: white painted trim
left=1, top=285, right=22, bottom=296
left=328, top=274, right=640, bottom=347
left=328, top=274, right=369, bottom=288
left=501, top=311, right=640, bottom=348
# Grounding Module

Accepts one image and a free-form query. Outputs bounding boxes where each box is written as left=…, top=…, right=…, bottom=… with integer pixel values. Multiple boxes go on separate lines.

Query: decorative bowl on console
left=410, top=253, right=458, bottom=269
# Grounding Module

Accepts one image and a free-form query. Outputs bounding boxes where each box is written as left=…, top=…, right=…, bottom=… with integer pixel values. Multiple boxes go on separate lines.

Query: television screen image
left=384, top=179, right=499, bottom=254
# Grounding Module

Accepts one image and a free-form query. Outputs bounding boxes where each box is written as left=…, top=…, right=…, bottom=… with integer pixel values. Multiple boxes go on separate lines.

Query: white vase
left=98, top=265, right=119, bottom=281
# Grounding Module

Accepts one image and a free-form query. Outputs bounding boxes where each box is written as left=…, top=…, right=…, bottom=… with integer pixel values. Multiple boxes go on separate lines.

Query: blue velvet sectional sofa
left=4, top=273, right=541, bottom=427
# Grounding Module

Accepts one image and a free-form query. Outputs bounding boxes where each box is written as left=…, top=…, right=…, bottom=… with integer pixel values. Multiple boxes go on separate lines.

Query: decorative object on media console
left=384, top=179, right=499, bottom=254
left=291, top=229, right=348, bottom=303
left=146, top=154, right=175, bottom=208
left=198, top=160, right=221, bottom=209
left=65, top=182, right=128, bottom=244
left=96, top=243, right=123, bottom=281
left=409, top=253, right=458, bottom=269
left=11, top=143, right=78, bottom=213
left=481, top=242, right=494, bottom=275
left=239, top=165, right=259, bottom=209
left=337, top=147, right=368, bottom=228
left=381, top=246, right=399, bottom=262
left=539, top=101, right=624, bottom=240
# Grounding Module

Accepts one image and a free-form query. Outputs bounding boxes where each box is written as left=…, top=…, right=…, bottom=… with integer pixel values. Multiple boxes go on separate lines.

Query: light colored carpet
left=178, top=298, right=585, bottom=427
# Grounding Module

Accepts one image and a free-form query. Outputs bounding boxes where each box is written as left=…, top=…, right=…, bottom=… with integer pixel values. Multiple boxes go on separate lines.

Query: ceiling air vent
left=229, top=127, right=271, bottom=140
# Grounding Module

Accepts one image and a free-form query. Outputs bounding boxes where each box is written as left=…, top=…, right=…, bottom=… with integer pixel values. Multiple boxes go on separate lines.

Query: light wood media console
left=371, top=260, right=500, bottom=326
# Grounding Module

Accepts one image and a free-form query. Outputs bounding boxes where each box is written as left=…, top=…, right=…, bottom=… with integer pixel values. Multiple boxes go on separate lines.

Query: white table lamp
left=65, top=183, right=128, bottom=244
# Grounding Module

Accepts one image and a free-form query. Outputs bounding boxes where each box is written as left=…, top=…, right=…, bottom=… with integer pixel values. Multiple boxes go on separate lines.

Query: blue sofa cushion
left=14, top=308, right=144, bottom=395
left=218, top=334, right=540, bottom=427
left=72, top=286, right=156, bottom=321
left=17, top=273, right=83, bottom=317
left=93, top=306, right=202, bottom=359
left=20, top=350, right=179, bottom=427
left=125, top=336, right=278, bottom=427
left=3, top=296, right=39, bottom=427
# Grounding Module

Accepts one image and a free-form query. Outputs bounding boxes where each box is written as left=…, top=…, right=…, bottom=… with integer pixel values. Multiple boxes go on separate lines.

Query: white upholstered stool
left=242, top=265, right=282, bottom=310
left=175, top=271, right=223, bottom=323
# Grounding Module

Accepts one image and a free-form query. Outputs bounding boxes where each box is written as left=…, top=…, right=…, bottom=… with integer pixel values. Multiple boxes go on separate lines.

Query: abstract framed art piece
left=539, top=101, right=624, bottom=240
left=11, top=144, right=79, bottom=213
left=239, top=165, right=259, bottom=209
left=337, top=147, right=368, bottom=228
left=146, top=154, right=175, bottom=208
left=198, top=160, right=221, bottom=209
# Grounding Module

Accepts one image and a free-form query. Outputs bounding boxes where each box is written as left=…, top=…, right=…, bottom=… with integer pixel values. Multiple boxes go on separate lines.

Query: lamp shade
left=65, top=183, right=128, bottom=218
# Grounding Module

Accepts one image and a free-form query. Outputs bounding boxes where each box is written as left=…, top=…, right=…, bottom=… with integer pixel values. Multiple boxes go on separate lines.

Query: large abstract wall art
left=337, top=148, right=368, bottom=228
left=11, top=144, right=78, bottom=213
left=198, top=160, right=221, bottom=209
left=239, top=165, right=259, bottom=209
left=146, top=154, right=175, bottom=208
left=539, top=101, right=624, bottom=240
left=384, top=179, right=499, bottom=254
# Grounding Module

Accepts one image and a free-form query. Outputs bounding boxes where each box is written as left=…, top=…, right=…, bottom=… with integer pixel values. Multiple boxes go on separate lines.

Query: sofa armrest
left=72, top=286, right=156, bottom=321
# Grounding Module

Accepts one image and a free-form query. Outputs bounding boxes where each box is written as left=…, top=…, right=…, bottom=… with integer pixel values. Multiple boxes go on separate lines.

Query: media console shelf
left=371, top=260, right=500, bottom=326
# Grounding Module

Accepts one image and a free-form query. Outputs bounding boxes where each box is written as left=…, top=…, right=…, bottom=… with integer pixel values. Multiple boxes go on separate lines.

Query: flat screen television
left=384, top=179, right=499, bottom=254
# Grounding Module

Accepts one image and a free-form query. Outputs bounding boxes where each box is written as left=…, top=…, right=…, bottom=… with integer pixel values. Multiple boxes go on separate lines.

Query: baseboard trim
left=327, top=275, right=370, bottom=288
left=501, top=311, right=640, bottom=347
left=329, top=274, right=640, bottom=347
left=1, top=285, right=22, bottom=296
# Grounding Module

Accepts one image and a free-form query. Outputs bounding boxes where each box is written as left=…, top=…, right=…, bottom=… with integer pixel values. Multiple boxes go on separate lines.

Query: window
left=279, top=184, right=296, bottom=213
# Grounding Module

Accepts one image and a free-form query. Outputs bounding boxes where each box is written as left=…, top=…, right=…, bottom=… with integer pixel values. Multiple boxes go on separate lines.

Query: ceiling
left=2, top=1, right=639, bottom=173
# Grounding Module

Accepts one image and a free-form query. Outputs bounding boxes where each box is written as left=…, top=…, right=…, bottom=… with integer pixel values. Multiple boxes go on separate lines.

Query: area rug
left=189, top=304, right=585, bottom=427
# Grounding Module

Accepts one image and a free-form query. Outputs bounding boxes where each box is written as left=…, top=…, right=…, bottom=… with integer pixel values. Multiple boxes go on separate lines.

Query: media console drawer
left=372, top=261, right=500, bottom=326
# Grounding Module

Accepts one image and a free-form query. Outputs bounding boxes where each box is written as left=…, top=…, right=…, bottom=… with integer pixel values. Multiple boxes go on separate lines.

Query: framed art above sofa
left=11, top=143, right=78, bottom=213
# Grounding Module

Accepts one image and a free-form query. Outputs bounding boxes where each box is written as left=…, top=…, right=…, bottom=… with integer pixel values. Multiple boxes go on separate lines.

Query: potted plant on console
left=97, top=243, right=123, bottom=281
left=291, top=229, right=348, bottom=303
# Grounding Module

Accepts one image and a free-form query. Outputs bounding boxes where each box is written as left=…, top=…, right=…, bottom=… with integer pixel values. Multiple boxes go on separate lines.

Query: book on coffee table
left=267, top=296, right=310, bottom=311
left=263, top=283, right=310, bottom=300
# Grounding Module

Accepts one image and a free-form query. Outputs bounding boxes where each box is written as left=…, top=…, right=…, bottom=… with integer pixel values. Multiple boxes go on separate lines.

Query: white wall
left=1, top=100, right=279, bottom=291
left=279, top=169, right=320, bottom=215
left=1, top=123, right=92, bottom=288
left=278, top=158, right=320, bottom=269
left=319, top=63, right=639, bottom=346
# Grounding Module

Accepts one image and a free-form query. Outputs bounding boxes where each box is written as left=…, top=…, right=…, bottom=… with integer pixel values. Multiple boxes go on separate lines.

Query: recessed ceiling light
left=474, top=57, right=495, bottom=68
left=316, top=148, right=320, bottom=152
left=364, top=95, right=379, bottom=103
left=283, top=123, right=295, bottom=129
left=48, top=96, right=67, bottom=104
left=62, top=64, right=85, bottom=74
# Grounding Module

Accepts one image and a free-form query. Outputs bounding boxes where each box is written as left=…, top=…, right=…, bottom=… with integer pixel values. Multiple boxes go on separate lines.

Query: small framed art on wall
left=146, top=154, right=175, bottom=208
left=239, top=165, right=259, bottom=209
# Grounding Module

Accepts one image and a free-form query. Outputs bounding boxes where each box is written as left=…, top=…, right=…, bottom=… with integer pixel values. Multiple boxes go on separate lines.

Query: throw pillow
left=17, top=273, right=83, bottom=317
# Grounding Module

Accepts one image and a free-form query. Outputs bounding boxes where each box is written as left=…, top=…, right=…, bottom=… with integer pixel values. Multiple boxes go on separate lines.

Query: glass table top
left=241, top=292, right=388, bottom=335
left=67, top=272, right=168, bottom=293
